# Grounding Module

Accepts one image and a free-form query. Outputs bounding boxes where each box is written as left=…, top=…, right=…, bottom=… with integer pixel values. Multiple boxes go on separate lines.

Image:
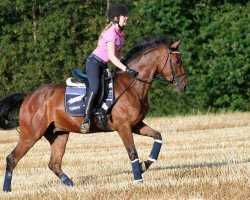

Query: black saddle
left=72, top=68, right=113, bottom=108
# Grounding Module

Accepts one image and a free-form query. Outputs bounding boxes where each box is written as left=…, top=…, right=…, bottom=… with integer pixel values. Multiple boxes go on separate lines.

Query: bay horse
left=0, top=35, right=188, bottom=192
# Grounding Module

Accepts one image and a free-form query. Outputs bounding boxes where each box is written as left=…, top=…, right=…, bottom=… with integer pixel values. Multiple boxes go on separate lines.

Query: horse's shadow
left=78, top=158, right=250, bottom=184
left=153, top=158, right=250, bottom=171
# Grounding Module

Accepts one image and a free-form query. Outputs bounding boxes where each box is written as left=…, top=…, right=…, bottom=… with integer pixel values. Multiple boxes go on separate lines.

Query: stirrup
left=80, top=121, right=90, bottom=133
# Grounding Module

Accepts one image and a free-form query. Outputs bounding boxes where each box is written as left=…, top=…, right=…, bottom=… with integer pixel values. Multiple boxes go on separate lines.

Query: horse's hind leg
left=3, top=136, right=41, bottom=192
left=133, top=121, right=162, bottom=174
left=44, top=131, right=73, bottom=186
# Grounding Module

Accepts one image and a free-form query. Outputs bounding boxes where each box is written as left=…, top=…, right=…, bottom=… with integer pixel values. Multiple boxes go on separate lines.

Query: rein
left=105, top=77, right=136, bottom=114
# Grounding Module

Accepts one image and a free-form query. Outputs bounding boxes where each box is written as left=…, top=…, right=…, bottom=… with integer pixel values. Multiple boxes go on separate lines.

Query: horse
left=0, top=35, right=188, bottom=192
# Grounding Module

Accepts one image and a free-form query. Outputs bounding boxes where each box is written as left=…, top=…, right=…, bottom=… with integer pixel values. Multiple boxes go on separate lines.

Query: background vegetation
left=0, top=0, right=249, bottom=116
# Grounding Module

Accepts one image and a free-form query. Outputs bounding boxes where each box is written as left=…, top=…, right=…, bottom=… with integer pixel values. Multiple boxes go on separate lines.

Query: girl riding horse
left=80, top=3, right=138, bottom=133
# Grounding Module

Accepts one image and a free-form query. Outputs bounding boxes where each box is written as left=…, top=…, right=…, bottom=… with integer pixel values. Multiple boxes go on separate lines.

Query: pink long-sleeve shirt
left=92, top=24, right=125, bottom=63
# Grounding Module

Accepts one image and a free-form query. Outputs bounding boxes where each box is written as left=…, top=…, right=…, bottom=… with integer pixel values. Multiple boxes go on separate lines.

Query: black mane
left=124, top=35, right=174, bottom=64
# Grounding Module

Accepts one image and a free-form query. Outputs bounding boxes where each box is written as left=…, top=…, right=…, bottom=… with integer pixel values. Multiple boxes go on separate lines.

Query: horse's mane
left=124, top=35, right=174, bottom=64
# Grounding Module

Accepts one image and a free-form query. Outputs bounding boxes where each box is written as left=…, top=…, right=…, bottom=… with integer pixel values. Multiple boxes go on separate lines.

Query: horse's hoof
left=3, top=187, right=11, bottom=192
left=59, top=174, right=74, bottom=186
left=139, top=161, right=147, bottom=174
left=3, top=182, right=12, bottom=192
left=63, top=178, right=74, bottom=186
left=139, top=160, right=153, bottom=174
left=134, top=179, right=143, bottom=184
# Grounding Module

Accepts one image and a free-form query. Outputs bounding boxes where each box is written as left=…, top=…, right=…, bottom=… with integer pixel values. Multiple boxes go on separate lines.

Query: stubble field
left=0, top=112, right=249, bottom=200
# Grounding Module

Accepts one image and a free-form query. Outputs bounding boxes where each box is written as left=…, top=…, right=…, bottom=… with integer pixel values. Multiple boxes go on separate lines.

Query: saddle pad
left=65, top=86, right=87, bottom=116
left=65, top=75, right=114, bottom=117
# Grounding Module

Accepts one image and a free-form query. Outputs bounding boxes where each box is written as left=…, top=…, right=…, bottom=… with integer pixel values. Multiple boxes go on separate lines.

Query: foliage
left=0, top=0, right=249, bottom=115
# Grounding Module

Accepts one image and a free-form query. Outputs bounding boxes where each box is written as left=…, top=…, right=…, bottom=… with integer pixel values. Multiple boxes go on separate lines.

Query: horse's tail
left=0, top=93, right=27, bottom=130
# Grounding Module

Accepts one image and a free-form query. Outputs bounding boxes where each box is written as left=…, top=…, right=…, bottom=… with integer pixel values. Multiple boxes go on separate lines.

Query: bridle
left=161, top=50, right=188, bottom=86
left=134, top=48, right=188, bottom=86
left=107, top=47, right=188, bottom=113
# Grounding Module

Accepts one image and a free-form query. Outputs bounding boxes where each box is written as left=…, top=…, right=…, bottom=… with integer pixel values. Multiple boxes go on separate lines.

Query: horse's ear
left=171, top=40, right=182, bottom=49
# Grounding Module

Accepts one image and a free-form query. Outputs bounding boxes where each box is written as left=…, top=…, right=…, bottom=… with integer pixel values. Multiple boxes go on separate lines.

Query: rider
left=80, top=3, right=139, bottom=133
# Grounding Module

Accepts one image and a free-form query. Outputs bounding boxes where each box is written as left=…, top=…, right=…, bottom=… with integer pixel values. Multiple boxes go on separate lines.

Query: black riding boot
left=80, top=91, right=96, bottom=133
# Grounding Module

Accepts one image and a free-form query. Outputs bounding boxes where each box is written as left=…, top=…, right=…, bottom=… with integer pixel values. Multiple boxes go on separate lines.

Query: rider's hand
left=126, top=67, right=139, bottom=78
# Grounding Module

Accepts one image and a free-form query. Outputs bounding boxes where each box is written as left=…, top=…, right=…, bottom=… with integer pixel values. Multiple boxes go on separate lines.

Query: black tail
left=0, top=93, right=26, bottom=130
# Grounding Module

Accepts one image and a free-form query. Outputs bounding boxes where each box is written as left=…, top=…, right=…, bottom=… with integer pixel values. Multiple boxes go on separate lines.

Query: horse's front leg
left=133, top=121, right=162, bottom=174
left=117, top=124, right=143, bottom=183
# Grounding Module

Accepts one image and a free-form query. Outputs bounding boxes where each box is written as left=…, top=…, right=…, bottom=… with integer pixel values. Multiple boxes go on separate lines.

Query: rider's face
left=119, top=15, right=128, bottom=27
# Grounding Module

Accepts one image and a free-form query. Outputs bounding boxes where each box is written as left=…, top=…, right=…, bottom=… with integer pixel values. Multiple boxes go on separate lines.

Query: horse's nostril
left=184, top=85, right=188, bottom=91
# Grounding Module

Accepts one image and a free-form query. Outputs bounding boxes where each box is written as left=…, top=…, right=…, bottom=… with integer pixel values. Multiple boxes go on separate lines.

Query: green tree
left=193, top=1, right=250, bottom=111
left=0, top=0, right=249, bottom=115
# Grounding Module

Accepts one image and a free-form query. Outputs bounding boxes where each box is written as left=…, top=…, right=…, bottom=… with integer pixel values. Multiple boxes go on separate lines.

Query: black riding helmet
left=108, top=3, right=129, bottom=21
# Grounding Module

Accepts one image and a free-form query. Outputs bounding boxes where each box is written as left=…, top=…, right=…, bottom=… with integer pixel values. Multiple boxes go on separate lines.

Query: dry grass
left=0, top=112, right=249, bottom=200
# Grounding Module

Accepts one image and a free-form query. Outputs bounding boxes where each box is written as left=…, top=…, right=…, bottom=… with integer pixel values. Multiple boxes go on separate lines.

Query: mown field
left=0, top=112, right=249, bottom=200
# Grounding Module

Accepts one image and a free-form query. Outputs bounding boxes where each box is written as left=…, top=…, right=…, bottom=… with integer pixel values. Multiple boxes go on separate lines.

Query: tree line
left=0, top=0, right=249, bottom=116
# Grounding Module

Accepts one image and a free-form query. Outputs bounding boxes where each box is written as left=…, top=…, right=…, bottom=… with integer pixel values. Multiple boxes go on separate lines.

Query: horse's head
left=157, top=40, right=189, bottom=93
left=124, top=36, right=188, bottom=92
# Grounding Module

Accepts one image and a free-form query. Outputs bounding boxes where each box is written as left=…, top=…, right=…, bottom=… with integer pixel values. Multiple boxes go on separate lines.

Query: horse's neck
left=129, top=45, right=165, bottom=77
left=128, top=51, right=160, bottom=101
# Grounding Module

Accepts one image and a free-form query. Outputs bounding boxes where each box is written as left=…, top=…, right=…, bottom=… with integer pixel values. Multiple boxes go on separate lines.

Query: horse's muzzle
left=175, top=82, right=188, bottom=93
left=183, top=84, right=189, bottom=92
left=174, top=74, right=189, bottom=93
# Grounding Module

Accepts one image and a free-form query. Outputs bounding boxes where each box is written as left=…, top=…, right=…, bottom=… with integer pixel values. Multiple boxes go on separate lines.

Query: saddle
left=65, top=69, right=114, bottom=132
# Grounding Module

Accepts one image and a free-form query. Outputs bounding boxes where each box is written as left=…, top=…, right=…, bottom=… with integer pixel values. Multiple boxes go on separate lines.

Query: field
left=0, top=112, right=249, bottom=199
